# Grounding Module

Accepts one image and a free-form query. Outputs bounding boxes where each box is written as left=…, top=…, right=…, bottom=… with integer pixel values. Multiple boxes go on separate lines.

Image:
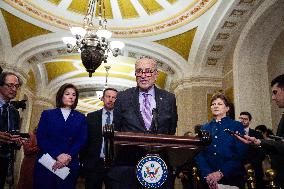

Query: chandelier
left=62, top=0, right=125, bottom=77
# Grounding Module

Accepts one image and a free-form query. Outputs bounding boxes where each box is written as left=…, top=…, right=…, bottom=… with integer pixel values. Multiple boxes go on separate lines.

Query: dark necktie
left=0, top=103, right=9, bottom=131
left=102, top=111, right=111, bottom=156
left=142, top=93, right=152, bottom=130
left=106, top=111, right=111, bottom=125
left=276, top=113, right=284, bottom=137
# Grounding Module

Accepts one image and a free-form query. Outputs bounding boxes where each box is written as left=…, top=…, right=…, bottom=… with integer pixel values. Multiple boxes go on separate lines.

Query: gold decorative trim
left=4, top=0, right=217, bottom=37
left=3, top=0, right=69, bottom=28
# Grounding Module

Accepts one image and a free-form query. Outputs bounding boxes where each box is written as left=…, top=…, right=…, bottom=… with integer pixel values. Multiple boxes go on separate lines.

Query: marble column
left=29, top=97, right=54, bottom=131
left=172, top=77, right=222, bottom=136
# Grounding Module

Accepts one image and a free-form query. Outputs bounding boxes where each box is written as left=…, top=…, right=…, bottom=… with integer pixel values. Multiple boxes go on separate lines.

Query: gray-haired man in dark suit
left=109, top=57, right=178, bottom=189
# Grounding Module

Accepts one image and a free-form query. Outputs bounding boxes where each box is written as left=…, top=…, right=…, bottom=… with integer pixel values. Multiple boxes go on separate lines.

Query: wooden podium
left=103, top=125, right=211, bottom=168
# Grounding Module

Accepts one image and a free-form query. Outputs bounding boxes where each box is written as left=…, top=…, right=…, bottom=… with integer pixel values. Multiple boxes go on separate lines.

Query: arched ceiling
left=0, top=0, right=266, bottom=114
left=3, top=0, right=216, bottom=37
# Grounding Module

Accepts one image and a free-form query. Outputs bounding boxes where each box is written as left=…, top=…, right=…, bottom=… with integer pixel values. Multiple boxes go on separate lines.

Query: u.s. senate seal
left=136, top=154, right=168, bottom=188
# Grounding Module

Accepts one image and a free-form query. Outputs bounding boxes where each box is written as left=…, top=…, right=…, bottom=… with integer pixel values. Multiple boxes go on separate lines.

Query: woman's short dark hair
left=56, top=83, right=79, bottom=109
left=210, top=93, right=229, bottom=107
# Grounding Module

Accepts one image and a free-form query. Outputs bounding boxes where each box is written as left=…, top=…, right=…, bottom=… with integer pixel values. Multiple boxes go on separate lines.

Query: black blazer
left=111, top=86, right=178, bottom=166
left=0, top=104, right=20, bottom=156
left=81, top=109, right=104, bottom=170
left=113, top=86, right=178, bottom=135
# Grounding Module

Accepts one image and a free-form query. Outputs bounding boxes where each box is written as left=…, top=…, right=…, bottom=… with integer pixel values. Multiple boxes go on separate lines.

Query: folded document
left=38, top=153, right=70, bottom=180
left=218, top=184, right=239, bottom=189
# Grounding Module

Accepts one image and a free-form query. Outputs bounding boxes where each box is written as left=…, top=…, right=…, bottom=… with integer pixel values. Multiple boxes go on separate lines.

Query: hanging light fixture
left=62, top=0, right=125, bottom=77
left=104, top=64, right=111, bottom=89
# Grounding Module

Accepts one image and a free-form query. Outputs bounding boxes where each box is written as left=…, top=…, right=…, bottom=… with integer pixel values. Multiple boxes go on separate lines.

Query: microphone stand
left=152, top=108, right=159, bottom=134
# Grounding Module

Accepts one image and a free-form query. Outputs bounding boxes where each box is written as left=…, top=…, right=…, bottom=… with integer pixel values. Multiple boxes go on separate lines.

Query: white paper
left=38, top=153, right=70, bottom=180
left=218, top=184, right=239, bottom=189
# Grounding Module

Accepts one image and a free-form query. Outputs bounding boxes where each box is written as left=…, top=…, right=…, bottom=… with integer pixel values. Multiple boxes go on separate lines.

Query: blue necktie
left=106, top=111, right=111, bottom=125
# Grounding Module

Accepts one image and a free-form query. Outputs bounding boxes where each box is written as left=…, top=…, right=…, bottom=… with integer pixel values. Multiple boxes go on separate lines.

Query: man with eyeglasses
left=108, top=57, right=178, bottom=189
left=0, top=72, right=22, bottom=189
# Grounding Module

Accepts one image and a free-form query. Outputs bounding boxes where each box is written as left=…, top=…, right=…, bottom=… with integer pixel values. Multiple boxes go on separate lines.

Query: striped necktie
left=142, top=93, right=152, bottom=130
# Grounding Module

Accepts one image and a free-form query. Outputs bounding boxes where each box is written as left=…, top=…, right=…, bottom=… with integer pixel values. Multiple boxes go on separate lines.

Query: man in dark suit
left=235, top=74, right=284, bottom=188
left=0, top=72, right=22, bottom=189
left=109, top=57, right=178, bottom=189
left=82, top=88, right=118, bottom=189
left=239, top=111, right=265, bottom=189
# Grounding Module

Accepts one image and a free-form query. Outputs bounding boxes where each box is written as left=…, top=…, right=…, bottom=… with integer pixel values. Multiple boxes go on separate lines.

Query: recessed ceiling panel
left=3, top=0, right=217, bottom=37
left=1, top=9, right=51, bottom=47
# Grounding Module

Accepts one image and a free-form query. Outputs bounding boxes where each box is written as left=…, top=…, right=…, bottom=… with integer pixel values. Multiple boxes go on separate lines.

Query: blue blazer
left=195, top=117, right=248, bottom=178
left=36, top=108, right=87, bottom=170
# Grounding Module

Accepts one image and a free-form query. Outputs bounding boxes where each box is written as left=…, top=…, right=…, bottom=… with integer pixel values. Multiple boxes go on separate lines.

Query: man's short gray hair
left=135, top=56, right=157, bottom=70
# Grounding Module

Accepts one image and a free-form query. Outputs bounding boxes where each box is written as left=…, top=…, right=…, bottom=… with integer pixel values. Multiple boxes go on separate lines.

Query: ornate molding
left=171, top=76, right=222, bottom=92
left=204, top=0, right=263, bottom=68
left=4, top=0, right=217, bottom=37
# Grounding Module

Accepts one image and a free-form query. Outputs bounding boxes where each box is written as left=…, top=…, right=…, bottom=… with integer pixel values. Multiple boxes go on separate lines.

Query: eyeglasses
left=4, top=83, right=21, bottom=90
left=135, top=69, right=157, bottom=77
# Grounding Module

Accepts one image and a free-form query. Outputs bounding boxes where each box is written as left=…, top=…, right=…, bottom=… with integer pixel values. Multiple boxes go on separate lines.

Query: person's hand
left=52, top=161, right=65, bottom=171
left=52, top=153, right=71, bottom=171
left=206, top=171, right=223, bottom=189
left=57, top=153, right=72, bottom=166
left=10, top=134, right=22, bottom=145
left=178, top=172, right=189, bottom=180
left=0, top=131, right=12, bottom=143
left=233, top=134, right=261, bottom=146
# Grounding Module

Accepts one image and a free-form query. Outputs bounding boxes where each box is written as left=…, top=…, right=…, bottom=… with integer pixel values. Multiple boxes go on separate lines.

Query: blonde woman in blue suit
left=33, top=83, right=87, bottom=189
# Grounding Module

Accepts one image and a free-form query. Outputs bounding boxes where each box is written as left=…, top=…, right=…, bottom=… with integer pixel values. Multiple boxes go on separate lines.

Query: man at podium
left=109, top=57, right=178, bottom=189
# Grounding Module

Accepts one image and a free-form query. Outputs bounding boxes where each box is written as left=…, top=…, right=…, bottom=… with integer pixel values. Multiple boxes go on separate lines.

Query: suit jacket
left=112, top=86, right=177, bottom=165
left=82, top=109, right=104, bottom=170
left=270, top=114, right=284, bottom=187
left=36, top=108, right=87, bottom=170
left=113, top=86, right=178, bottom=135
left=261, top=139, right=284, bottom=155
left=0, top=103, right=20, bottom=157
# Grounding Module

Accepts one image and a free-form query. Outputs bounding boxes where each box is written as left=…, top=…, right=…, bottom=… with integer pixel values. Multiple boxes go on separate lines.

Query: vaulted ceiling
left=0, top=0, right=263, bottom=113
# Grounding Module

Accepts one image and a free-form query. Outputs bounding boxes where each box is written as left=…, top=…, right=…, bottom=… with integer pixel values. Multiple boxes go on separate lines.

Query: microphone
left=268, top=135, right=284, bottom=141
left=152, top=108, right=159, bottom=134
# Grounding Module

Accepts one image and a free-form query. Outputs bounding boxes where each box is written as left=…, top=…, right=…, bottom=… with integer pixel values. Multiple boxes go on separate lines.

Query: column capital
left=171, top=76, right=222, bottom=93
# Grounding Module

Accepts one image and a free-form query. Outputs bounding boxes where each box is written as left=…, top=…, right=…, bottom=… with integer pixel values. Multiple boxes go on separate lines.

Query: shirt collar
left=139, top=85, right=155, bottom=96
left=0, top=97, right=6, bottom=107
left=102, top=108, right=113, bottom=115
left=244, top=127, right=249, bottom=134
left=212, top=116, right=230, bottom=123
